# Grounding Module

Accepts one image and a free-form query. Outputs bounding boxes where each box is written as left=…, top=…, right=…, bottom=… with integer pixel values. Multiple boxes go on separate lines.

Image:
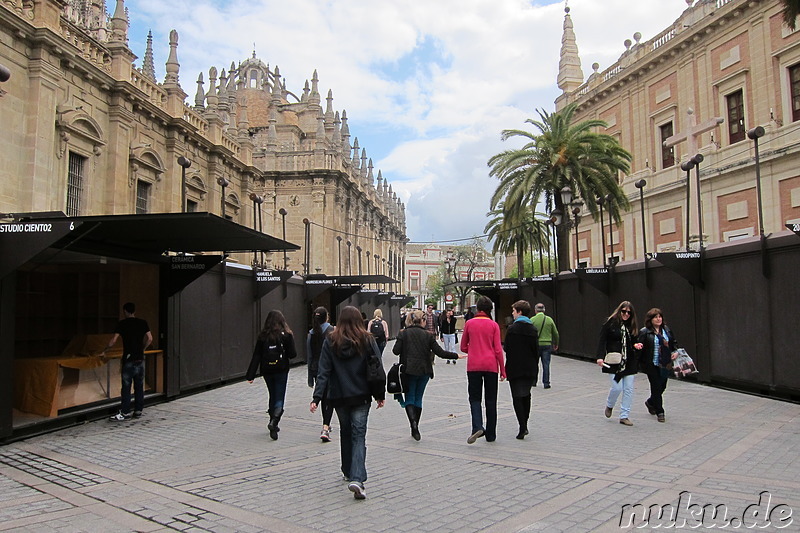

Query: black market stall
left=0, top=212, right=298, bottom=440
left=304, top=274, right=398, bottom=327
left=444, top=279, right=522, bottom=340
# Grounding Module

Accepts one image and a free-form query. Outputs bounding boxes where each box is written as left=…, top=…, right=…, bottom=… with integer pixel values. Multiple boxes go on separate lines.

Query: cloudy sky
left=125, top=0, right=689, bottom=243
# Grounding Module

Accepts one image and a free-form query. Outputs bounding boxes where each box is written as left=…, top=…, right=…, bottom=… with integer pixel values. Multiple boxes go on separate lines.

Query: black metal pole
left=748, top=126, right=768, bottom=277
left=597, top=196, right=606, bottom=267
left=279, top=208, right=287, bottom=269
left=635, top=179, right=647, bottom=259
left=336, top=236, right=342, bottom=275
left=681, top=164, right=692, bottom=251
left=605, top=195, right=614, bottom=266
left=693, top=154, right=704, bottom=250
left=177, top=156, right=191, bottom=213
left=303, top=218, right=310, bottom=275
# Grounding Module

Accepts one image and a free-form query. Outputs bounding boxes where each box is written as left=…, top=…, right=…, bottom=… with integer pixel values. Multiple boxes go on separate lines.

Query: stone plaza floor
left=1, top=341, right=798, bottom=532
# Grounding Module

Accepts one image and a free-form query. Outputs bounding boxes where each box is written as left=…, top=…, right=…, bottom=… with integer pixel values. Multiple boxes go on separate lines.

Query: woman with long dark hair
left=596, top=301, right=643, bottom=426
left=638, top=308, right=678, bottom=423
left=307, top=306, right=335, bottom=442
left=246, top=310, right=297, bottom=439
left=310, top=306, right=385, bottom=500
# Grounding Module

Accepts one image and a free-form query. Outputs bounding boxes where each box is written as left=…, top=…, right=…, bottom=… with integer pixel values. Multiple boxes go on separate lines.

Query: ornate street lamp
left=634, top=179, right=648, bottom=260
left=177, top=156, right=191, bottom=213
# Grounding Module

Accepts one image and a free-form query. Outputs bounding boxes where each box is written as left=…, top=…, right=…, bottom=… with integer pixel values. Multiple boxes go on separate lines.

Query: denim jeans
left=121, top=360, right=145, bottom=414
left=606, top=374, right=635, bottom=419
left=404, top=374, right=430, bottom=408
left=442, top=333, right=456, bottom=353
left=263, top=371, right=289, bottom=413
left=538, top=345, right=553, bottom=386
left=336, top=403, right=370, bottom=483
left=467, top=371, right=498, bottom=439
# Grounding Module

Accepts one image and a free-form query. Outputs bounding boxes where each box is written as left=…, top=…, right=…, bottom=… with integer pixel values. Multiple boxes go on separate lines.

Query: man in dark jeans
left=102, top=302, right=152, bottom=421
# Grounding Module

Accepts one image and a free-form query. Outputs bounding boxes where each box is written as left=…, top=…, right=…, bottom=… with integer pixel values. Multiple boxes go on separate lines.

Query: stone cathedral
left=0, top=0, right=407, bottom=282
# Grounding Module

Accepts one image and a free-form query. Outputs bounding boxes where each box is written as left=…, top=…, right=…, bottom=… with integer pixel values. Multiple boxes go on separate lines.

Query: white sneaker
left=109, top=412, right=131, bottom=421
left=348, top=481, right=366, bottom=500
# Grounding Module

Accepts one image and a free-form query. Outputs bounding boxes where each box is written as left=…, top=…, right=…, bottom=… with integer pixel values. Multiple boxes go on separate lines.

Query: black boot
left=514, top=396, right=530, bottom=440
left=268, top=408, right=284, bottom=440
left=414, top=405, right=423, bottom=440
left=406, top=405, right=420, bottom=441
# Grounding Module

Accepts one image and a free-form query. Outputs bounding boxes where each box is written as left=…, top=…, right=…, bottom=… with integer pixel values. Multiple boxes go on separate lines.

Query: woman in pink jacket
left=460, top=296, right=505, bottom=443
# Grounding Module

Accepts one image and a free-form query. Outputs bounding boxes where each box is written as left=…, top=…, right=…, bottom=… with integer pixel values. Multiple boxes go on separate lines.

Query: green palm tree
left=484, top=201, right=549, bottom=278
left=488, top=103, right=632, bottom=271
left=783, top=0, right=800, bottom=30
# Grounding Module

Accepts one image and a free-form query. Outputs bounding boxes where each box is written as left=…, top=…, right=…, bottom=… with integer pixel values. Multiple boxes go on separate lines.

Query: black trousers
left=645, top=365, right=670, bottom=415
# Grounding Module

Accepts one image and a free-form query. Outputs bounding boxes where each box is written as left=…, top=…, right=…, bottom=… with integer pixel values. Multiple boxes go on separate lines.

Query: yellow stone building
left=0, top=0, right=406, bottom=281
left=555, top=0, right=800, bottom=266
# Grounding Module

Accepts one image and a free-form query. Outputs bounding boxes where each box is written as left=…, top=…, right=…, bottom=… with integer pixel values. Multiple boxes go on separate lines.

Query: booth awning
left=0, top=212, right=300, bottom=278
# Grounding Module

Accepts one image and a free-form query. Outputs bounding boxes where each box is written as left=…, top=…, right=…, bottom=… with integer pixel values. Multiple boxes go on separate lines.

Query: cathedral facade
left=0, top=0, right=407, bottom=283
left=555, top=0, right=800, bottom=266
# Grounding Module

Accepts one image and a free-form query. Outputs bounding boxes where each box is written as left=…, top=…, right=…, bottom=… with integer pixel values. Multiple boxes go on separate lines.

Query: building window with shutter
left=726, top=89, right=745, bottom=144
left=790, top=64, right=800, bottom=123
left=66, top=152, right=86, bottom=217
left=660, top=122, right=675, bottom=168
left=135, top=180, right=151, bottom=214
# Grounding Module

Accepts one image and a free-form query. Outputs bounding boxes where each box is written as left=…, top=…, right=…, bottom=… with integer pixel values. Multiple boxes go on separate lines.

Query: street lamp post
left=356, top=245, right=363, bottom=275
left=605, top=193, right=615, bottom=266
left=572, top=205, right=582, bottom=269
left=747, top=126, right=766, bottom=236
left=216, top=176, right=229, bottom=218
left=249, top=193, right=263, bottom=266
left=177, top=156, right=191, bottom=213
left=692, top=153, right=705, bottom=250
left=634, top=179, right=647, bottom=259
left=279, top=208, right=288, bottom=269
left=680, top=158, right=694, bottom=251
left=597, top=195, right=607, bottom=267
left=346, top=240, right=352, bottom=275
left=336, top=236, right=343, bottom=275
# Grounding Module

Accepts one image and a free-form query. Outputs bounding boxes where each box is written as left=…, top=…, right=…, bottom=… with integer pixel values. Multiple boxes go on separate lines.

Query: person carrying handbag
left=638, top=308, right=678, bottom=423
left=595, top=301, right=643, bottom=426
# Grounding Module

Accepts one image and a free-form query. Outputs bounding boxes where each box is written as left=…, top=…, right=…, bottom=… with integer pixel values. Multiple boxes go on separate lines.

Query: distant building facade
left=0, top=0, right=406, bottom=282
left=555, top=0, right=800, bottom=266
left=405, top=243, right=504, bottom=310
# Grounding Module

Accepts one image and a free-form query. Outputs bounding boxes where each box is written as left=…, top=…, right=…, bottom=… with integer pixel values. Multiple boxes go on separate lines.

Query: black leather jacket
left=393, top=325, right=457, bottom=377
left=638, top=325, right=677, bottom=370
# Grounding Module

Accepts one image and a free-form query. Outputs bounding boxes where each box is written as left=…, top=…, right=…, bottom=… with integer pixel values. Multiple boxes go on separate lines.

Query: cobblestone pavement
left=1, top=342, right=799, bottom=532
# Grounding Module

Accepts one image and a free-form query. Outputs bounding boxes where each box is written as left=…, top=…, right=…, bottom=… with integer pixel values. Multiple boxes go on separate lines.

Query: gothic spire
left=110, top=0, right=128, bottom=44
left=309, top=69, right=320, bottom=105
left=164, top=29, right=181, bottom=88
left=194, top=72, right=205, bottom=108
left=325, top=89, right=334, bottom=122
left=557, top=4, right=583, bottom=93
left=142, top=30, right=156, bottom=80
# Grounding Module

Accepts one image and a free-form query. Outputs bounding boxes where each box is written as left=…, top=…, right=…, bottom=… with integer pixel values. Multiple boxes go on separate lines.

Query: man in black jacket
left=503, top=300, right=539, bottom=439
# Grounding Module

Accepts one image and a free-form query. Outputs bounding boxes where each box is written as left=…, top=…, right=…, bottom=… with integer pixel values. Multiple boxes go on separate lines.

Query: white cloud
left=126, top=0, right=688, bottom=242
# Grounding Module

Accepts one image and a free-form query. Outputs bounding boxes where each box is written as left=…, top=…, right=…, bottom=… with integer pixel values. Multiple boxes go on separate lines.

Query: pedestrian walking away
left=368, top=308, right=389, bottom=355
left=638, top=308, right=679, bottom=423
left=440, top=308, right=459, bottom=364
left=504, top=300, right=539, bottom=440
left=307, top=306, right=335, bottom=442
left=460, top=296, right=505, bottom=443
left=596, top=301, right=643, bottom=426
left=532, top=303, right=559, bottom=389
left=246, top=310, right=298, bottom=440
left=393, top=310, right=462, bottom=440
left=103, top=302, right=152, bottom=421
left=310, top=306, right=385, bottom=500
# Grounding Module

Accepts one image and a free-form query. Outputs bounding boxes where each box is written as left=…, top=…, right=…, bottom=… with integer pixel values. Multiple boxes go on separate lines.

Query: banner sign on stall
left=254, top=269, right=294, bottom=299
left=649, top=251, right=702, bottom=287
left=0, top=220, right=81, bottom=280
left=166, top=254, right=223, bottom=296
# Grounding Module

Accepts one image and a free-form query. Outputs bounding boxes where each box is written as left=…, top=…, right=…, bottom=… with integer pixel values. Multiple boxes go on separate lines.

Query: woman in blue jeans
left=392, top=309, right=461, bottom=440
left=596, top=301, right=643, bottom=426
left=311, top=306, right=385, bottom=500
left=246, top=310, right=297, bottom=440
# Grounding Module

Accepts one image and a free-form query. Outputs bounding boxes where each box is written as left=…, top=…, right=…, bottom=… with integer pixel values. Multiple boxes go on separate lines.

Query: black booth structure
left=304, top=274, right=404, bottom=337
left=0, top=212, right=299, bottom=441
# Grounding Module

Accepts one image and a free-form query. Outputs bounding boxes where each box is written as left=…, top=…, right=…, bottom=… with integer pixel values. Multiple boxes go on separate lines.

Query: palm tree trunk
left=517, top=245, right=524, bottom=278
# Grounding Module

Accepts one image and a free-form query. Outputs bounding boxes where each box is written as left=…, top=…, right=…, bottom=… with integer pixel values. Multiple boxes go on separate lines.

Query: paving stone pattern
left=1, top=342, right=798, bottom=532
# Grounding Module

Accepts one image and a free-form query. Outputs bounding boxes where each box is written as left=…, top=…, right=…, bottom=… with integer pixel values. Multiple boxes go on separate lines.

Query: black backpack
left=365, top=346, right=386, bottom=397
left=369, top=319, right=386, bottom=343
left=261, top=336, right=286, bottom=372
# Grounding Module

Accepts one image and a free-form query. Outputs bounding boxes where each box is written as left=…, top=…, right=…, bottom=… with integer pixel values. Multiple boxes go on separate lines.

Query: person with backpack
left=307, top=307, right=335, bottom=442
left=392, top=310, right=462, bottom=440
left=368, top=309, right=389, bottom=354
left=246, top=310, right=298, bottom=440
left=310, top=306, right=386, bottom=500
